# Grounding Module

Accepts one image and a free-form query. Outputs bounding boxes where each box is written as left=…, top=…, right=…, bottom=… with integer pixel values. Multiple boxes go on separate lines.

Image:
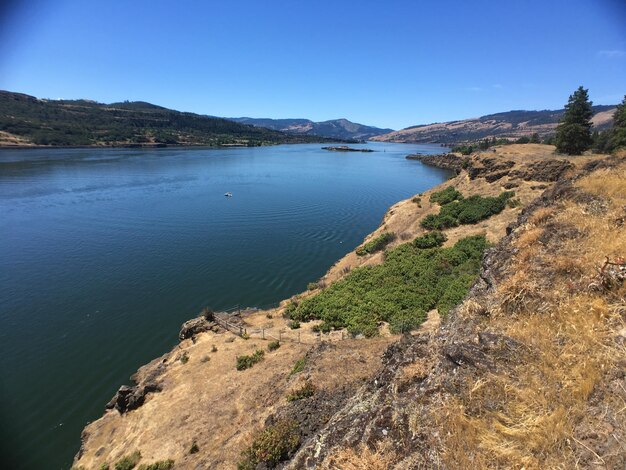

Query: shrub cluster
left=290, top=235, right=489, bottom=336
left=413, top=231, right=447, bottom=249
left=114, top=452, right=141, bottom=470
left=137, top=461, right=174, bottom=470
left=237, top=419, right=300, bottom=470
left=286, top=381, right=316, bottom=402
left=429, top=186, right=463, bottom=205
left=421, top=192, right=514, bottom=230
left=355, top=232, right=395, bottom=256
left=267, top=340, right=281, bottom=351
left=236, top=350, right=265, bottom=371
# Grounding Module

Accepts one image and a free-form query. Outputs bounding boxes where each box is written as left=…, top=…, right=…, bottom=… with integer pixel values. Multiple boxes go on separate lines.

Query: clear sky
left=0, top=0, right=624, bottom=129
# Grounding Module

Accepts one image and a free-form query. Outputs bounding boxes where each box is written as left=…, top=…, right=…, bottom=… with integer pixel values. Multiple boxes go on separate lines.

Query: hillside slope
left=0, top=90, right=330, bottom=147
left=73, top=145, right=625, bottom=470
left=372, top=106, right=616, bottom=144
left=230, top=117, right=393, bottom=140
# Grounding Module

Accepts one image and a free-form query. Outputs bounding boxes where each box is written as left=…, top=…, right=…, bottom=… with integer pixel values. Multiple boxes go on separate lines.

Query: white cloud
left=598, top=50, right=626, bottom=59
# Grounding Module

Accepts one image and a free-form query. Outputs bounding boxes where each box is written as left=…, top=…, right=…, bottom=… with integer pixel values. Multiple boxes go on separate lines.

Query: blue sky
left=0, top=0, right=624, bottom=129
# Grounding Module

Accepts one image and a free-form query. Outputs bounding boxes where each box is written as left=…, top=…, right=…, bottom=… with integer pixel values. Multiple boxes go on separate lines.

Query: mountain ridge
left=372, top=105, right=617, bottom=144
left=229, top=116, right=394, bottom=141
left=0, top=90, right=334, bottom=148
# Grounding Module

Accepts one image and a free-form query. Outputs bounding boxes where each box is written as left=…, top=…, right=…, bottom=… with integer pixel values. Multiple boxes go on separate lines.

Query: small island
left=321, top=145, right=374, bottom=152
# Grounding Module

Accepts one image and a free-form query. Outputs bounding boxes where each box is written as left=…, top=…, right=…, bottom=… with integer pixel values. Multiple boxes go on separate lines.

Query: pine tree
left=608, top=95, right=626, bottom=152
left=555, top=86, right=593, bottom=155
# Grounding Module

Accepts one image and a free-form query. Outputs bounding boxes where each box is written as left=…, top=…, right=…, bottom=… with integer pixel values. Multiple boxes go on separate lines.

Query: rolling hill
left=372, top=105, right=616, bottom=144
left=229, top=117, right=393, bottom=141
left=0, top=91, right=332, bottom=147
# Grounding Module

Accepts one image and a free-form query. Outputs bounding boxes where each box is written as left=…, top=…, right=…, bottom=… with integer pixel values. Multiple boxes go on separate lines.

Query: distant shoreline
left=0, top=141, right=343, bottom=151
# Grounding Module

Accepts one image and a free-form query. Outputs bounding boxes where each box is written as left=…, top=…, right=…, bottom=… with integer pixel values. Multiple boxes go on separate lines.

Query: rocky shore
left=321, top=145, right=374, bottom=152
left=406, top=152, right=464, bottom=171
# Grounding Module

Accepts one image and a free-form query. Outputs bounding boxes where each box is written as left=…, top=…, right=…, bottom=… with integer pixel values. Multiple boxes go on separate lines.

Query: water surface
left=0, top=142, right=450, bottom=469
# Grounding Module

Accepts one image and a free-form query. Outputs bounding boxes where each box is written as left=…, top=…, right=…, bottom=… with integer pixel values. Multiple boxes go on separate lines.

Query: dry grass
left=324, top=441, right=396, bottom=470
left=436, top=160, right=626, bottom=469
left=528, top=207, right=555, bottom=226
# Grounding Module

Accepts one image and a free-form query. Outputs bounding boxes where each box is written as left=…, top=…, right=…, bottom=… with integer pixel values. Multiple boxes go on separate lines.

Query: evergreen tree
left=608, top=95, right=626, bottom=152
left=555, top=86, right=593, bottom=155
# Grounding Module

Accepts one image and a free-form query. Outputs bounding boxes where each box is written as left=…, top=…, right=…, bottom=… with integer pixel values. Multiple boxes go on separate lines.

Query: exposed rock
left=321, top=146, right=374, bottom=152
left=179, top=316, right=218, bottom=341
left=509, top=159, right=574, bottom=182
left=467, top=157, right=515, bottom=181
left=405, top=153, right=463, bottom=172
left=105, top=381, right=162, bottom=413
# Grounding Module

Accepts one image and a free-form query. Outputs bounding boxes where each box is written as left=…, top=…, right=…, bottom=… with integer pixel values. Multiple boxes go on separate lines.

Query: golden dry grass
left=324, top=441, right=396, bottom=470
left=435, top=160, right=626, bottom=469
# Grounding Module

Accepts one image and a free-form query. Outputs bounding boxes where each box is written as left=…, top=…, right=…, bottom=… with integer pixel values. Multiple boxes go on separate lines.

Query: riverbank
left=71, top=144, right=626, bottom=469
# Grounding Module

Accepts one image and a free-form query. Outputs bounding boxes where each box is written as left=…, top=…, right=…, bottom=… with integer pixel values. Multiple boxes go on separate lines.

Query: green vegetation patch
left=356, top=232, right=396, bottom=256
left=286, top=381, right=316, bottom=402
left=236, top=350, right=265, bottom=371
left=290, top=358, right=306, bottom=376
left=413, top=231, right=447, bottom=249
left=238, top=419, right=300, bottom=470
left=137, top=461, right=174, bottom=470
left=290, top=235, right=489, bottom=336
left=267, top=340, right=281, bottom=351
left=429, top=186, right=463, bottom=205
left=114, top=452, right=141, bottom=470
left=421, top=192, right=514, bottom=230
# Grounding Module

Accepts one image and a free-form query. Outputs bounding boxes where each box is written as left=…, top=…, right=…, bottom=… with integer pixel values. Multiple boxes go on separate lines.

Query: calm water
left=0, top=142, right=450, bottom=469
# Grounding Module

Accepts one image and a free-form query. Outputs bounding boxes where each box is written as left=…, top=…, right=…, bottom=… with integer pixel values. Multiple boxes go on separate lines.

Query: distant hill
left=372, top=106, right=617, bottom=144
left=229, top=117, right=394, bottom=141
left=0, top=91, right=332, bottom=147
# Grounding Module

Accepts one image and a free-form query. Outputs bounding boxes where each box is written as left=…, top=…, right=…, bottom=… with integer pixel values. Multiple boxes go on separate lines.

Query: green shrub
left=429, top=186, right=463, bottom=205
left=452, top=144, right=474, bottom=155
left=137, top=461, right=174, bottom=470
left=190, top=441, right=199, bottom=454
left=288, top=320, right=300, bottom=329
left=211, top=344, right=218, bottom=353
left=421, top=192, right=514, bottom=230
left=286, top=381, right=316, bottom=402
left=237, top=420, right=300, bottom=470
left=355, top=232, right=396, bottom=256
left=290, top=235, right=488, bottom=336
left=290, top=358, right=306, bottom=376
left=179, top=352, right=189, bottom=364
left=312, top=323, right=332, bottom=333
left=114, top=451, right=142, bottom=470
left=99, top=464, right=110, bottom=470
left=307, top=282, right=318, bottom=291
left=283, top=302, right=297, bottom=318
left=236, top=350, right=265, bottom=371
left=411, top=196, right=422, bottom=206
left=413, top=231, right=447, bottom=249
left=268, top=340, right=281, bottom=351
